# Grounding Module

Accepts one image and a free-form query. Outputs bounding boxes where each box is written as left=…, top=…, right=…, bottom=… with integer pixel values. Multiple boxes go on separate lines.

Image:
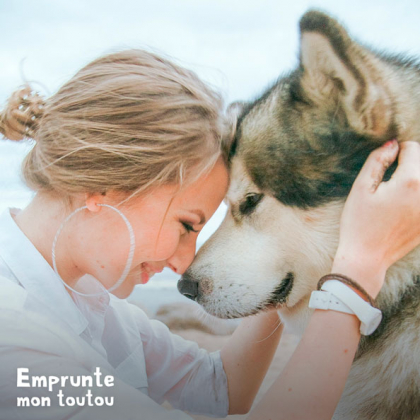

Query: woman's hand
left=247, top=140, right=420, bottom=420
left=333, top=140, right=420, bottom=296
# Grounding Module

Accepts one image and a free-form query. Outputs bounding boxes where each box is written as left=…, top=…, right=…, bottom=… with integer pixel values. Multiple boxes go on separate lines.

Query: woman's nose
left=166, top=237, right=197, bottom=275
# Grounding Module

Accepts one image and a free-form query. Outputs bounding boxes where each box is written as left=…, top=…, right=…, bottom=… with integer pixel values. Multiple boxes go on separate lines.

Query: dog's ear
left=222, top=101, right=248, bottom=163
left=299, top=10, right=394, bottom=139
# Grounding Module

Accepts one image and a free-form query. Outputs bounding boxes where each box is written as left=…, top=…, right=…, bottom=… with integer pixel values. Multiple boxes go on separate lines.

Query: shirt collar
left=0, top=208, right=90, bottom=335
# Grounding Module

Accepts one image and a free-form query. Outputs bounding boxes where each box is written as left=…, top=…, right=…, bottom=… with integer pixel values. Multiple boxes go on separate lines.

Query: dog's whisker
left=251, top=317, right=283, bottom=344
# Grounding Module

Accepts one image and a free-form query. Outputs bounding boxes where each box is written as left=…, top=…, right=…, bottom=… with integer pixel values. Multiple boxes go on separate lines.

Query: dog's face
left=179, top=10, right=411, bottom=332
left=183, top=159, right=343, bottom=331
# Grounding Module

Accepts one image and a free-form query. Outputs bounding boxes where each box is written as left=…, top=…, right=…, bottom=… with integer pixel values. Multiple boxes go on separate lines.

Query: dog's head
left=179, top=10, right=417, bottom=332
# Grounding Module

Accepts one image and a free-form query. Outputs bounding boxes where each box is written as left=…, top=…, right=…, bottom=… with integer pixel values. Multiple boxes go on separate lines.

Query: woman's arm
left=245, top=261, right=380, bottom=420
left=246, top=140, right=420, bottom=419
left=247, top=307, right=361, bottom=420
left=221, top=309, right=282, bottom=414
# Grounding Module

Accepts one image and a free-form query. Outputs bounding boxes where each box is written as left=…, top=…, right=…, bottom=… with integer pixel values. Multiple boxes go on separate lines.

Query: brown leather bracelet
left=317, top=274, right=377, bottom=308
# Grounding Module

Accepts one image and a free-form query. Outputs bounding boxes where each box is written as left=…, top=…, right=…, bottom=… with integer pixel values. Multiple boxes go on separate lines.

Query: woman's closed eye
left=181, top=221, right=200, bottom=234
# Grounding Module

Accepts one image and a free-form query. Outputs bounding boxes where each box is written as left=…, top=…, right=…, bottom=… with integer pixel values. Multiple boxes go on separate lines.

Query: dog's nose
left=177, top=277, right=199, bottom=301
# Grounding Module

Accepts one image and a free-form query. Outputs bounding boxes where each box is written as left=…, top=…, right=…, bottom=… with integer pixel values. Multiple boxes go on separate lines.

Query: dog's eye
left=239, top=193, right=264, bottom=215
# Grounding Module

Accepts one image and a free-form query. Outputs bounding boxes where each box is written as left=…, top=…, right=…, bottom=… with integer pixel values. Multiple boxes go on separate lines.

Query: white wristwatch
left=308, top=280, right=382, bottom=335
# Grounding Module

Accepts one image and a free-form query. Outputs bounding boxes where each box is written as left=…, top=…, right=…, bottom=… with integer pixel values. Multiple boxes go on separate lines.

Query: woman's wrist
left=331, top=250, right=387, bottom=298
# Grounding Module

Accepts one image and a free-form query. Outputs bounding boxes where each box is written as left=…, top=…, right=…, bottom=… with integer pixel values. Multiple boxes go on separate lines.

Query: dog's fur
left=180, top=10, right=420, bottom=420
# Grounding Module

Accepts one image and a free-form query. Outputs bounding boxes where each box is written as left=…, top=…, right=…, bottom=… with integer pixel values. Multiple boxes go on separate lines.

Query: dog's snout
left=177, top=277, right=199, bottom=301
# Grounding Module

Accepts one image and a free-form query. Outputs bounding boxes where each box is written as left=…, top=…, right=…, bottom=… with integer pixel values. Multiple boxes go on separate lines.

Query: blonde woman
left=0, top=50, right=419, bottom=420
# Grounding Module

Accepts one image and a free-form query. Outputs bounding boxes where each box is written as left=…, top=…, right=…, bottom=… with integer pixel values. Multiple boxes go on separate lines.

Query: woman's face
left=71, top=159, right=229, bottom=298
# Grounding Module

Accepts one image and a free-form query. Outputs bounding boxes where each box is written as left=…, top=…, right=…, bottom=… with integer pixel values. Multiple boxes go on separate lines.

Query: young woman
left=0, top=49, right=419, bottom=420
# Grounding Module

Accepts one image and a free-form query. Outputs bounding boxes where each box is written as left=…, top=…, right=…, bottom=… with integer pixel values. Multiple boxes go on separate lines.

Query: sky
left=2, top=0, right=420, bottom=104
left=1, top=0, right=420, bottom=243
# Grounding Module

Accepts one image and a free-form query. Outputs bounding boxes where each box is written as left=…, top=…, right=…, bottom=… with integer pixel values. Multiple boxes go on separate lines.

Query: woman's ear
left=85, top=193, right=105, bottom=212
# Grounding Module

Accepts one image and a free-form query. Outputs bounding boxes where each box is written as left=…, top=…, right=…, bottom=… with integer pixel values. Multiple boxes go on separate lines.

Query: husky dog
left=178, top=10, right=420, bottom=420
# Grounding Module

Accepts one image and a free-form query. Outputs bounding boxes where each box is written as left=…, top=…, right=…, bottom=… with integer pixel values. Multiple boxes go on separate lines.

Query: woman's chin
left=110, top=271, right=152, bottom=299
left=109, top=277, right=137, bottom=299
left=139, top=271, right=150, bottom=284
left=110, top=287, right=131, bottom=299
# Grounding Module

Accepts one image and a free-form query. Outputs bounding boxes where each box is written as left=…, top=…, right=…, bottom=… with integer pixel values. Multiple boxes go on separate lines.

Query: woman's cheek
left=149, top=231, right=181, bottom=261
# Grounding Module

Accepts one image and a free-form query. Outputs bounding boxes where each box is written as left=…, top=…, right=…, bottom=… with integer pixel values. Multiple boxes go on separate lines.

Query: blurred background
left=1, top=0, right=420, bottom=315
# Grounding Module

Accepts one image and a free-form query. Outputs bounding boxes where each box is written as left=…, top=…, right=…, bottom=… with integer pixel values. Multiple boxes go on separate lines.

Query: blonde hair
left=1, top=49, right=224, bottom=199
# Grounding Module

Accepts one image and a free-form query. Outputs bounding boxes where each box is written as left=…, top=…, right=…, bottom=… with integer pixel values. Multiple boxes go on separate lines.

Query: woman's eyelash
left=181, top=222, right=199, bottom=233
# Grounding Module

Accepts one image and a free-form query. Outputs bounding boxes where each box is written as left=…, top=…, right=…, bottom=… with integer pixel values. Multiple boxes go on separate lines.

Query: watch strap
left=321, top=280, right=382, bottom=335
left=309, top=290, right=354, bottom=314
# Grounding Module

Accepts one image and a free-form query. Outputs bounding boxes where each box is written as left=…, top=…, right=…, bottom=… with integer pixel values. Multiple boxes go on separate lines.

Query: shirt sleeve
left=129, top=305, right=229, bottom=418
left=0, top=309, right=194, bottom=420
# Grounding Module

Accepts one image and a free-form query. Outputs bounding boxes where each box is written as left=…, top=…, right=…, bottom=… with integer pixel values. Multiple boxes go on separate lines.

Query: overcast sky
left=2, top=0, right=420, bottom=105
left=1, top=0, right=420, bottom=240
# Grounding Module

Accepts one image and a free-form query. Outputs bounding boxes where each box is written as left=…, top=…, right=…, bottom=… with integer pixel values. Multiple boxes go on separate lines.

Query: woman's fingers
left=390, top=141, right=420, bottom=188
left=339, top=139, right=420, bottom=274
left=352, top=140, right=399, bottom=193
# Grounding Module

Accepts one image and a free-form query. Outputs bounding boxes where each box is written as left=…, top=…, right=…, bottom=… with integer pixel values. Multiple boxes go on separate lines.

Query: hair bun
left=0, top=85, right=45, bottom=141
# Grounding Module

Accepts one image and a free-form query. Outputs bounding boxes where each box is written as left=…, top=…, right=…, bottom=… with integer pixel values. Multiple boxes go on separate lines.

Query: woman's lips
left=140, top=270, right=150, bottom=284
left=139, top=263, right=164, bottom=284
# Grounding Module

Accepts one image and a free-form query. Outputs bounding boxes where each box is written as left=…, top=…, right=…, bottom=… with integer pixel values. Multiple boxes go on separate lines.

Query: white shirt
left=0, top=208, right=229, bottom=419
